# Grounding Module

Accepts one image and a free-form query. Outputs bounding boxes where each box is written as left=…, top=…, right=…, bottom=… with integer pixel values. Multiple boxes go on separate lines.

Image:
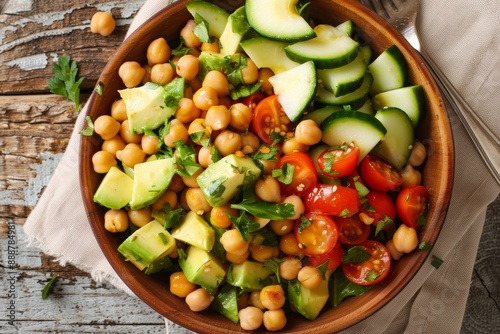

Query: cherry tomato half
left=237, top=91, right=266, bottom=111
left=360, top=191, right=396, bottom=230
left=360, top=155, right=403, bottom=191
left=317, top=145, right=360, bottom=179
left=342, top=240, right=391, bottom=286
left=304, top=183, right=360, bottom=217
left=294, top=212, right=338, bottom=256
left=252, top=95, right=294, bottom=144
left=337, top=216, right=370, bottom=245
left=396, top=185, right=429, bottom=229
left=276, top=151, right=317, bottom=197
left=307, top=243, right=343, bottom=270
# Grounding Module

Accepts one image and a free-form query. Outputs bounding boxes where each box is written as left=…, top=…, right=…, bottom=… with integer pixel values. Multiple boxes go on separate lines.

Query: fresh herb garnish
left=47, top=55, right=85, bottom=111
left=342, top=246, right=371, bottom=264
left=374, top=215, right=393, bottom=236
left=418, top=241, right=432, bottom=251
left=192, top=14, right=213, bottom=43
left=42, top=276, right=58, bottom=300
left=297, top=215, right=312, bottom=233
left=231, top=199, right=295, bottom=220
left=226, top=211, right=260, bottom=242
left=272, top=163, right=295, bottom=185
left=431, top=255, right=444, bottom=269
left=79, top=116, right=94, bottom=136
left=158, top=233, right=168, bottom=245
left=263, top=257, right=284, bottom=283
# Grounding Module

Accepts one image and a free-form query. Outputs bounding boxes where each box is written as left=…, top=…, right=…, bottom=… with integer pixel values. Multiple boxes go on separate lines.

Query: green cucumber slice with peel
left=240, top=37, right=300, bottom=74
left=285, top=24, right=359, bottom=69
left=336, top=20, right=355, bottom=37
left=374, top=107, right=415, bottom=169
left=316, top=72, right=373, bottom=109
left=372, top=85, right=425, bottom=127
left=245, top=0, right=315, bottom=42
left=303, top=106, right=343, bottom=125
left=269, top=60, right=316, bottom=122
left=320, top=110, right=387, bottom=164
left=317, top=51, right=367, bottom=97
left=368, top=44, right=408, bottom=95
left=186, top=1, right=230, bottom=39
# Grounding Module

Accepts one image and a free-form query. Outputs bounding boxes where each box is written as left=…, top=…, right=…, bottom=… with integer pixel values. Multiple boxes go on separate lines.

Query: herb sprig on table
left=47, top=55, right=85, bottom=112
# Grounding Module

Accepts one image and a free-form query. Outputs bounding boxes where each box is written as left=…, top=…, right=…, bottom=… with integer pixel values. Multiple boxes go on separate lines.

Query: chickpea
left=163, top=119, right=189, bottom=147
left=141, top=64, right=152, bottom=84
left=408, top=141, right=427, bottom=167
left=180, top=19, right=201, bottom=48
left=118, top=61, right=145, bottom=88
left=220, top=228, right=251, bottom=256
left=281, top=137, right=309, bottom=154
left=185, top=288, right=214, bottom=312
left=181, top=167, right=203, bottom=188
left=90, top=11, right=115, bottom=36
left=102, top=135, right=126, bottom=157
left=401, top=164, right=422, bottom=187
left=229, top=103, right=253, bottom=132
left=193, top=86, right=219, bottom=110
left=249, top=290, right=266, bottom=310
left=269, top=219, right=294, bottom=236
left=151, top=190, right=178, bottom=211
left=239, top=307, right=264, bottom=331
left=197, top=146, right=216, bottom=168
left=185, top=187, right=211, bottom=215
left=250, top=244, right=276, bottom=263
left=104, top=209, right=128, bottom=233
left=237, top=291, right=250, bottom=310
left=240, top=132, right=260, bottom=155
left=176, top=54, right=200, bottom=81
left=210, top=203, right=238, bottom=229
left=386, top=239, right=404, bottom=260
left=254, top=176, right=281, bottom=203
left=110, top=99, right=128, bottom=122
left=175, top=98, right=201, bottom=124
left=169, top=271, right=197, bottom=298
left=187, top=118, right=211, bottom=145
left=214, top=130, right=242, bottom=156
left=94, top=115, right=120, bottom=140
left=202, top=70, right=229, bottom=97
left=150, top=63, right=175, bottom=85
left=297, top=266, right=323, bottom=289
left=241, top=58, right=259, bottom=84
left=294, top=119, right=322, bottom=146
left=226, top=249, right=250, bottom=264
left=258, top=68, right=275, bottom=95
left=201, top=37, right=220, bottom=53
left=260, top=285, right=285, bottom=311
left=120, top=120, right=143, bottom=144
left=188, top=76, right=203, bottom=93
left=392, top=224, right=419, bottom=253
left=116, top=143, right=146, bottom=167
left=127, top=207, right=152, bottom=227
left=141, top=135, right=159, bottom=155
left=282, top=195, right=304, bottom=220
left=263, top=309, right=287, bottom=331
left=279, top=256, right=302, bottom=280
left=168, top=173, right=185, bottom=193
left=205, top=105, right=230, bottom=131
left=279, top=233, right=303, bottom=257
left=147, top=37, right=171, bottom=66
left=92, top=150, right=117, bottom=173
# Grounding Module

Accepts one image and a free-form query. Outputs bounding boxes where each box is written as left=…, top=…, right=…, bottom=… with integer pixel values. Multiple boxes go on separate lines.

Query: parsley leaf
left=431, top=255, right=444, bottom=269
left=226, top=211, right=260, bottom=242
left=231, top=199, right=295, bottom=220
left=418, top=241, right=432, bottom=251
left=263, top=258, right=284, bottom=283
left=297, top=215, right=312, bottom=233
left=272, top=163, right=295, bottom=185
left=193, top=14, right=213, bottom=43
left=42, top=276, right=58, bottom=300
left=374, top=215, right=393, bottom=236
left=79, top=116, right=94, bottom=136
left=47, top=55, right=85, bottom=111
left=342, top=246, right=371, bottom=264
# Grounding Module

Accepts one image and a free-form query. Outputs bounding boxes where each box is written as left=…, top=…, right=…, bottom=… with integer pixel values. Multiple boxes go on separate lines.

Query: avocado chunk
left=196, top=154, right=261, bottom=207
left=212, top=283, right=239, bottom=323
left=226, top=260, right=274, bottom=290
left=219, top=6, right=251, bottom=56
left=119, top=80, right=182, bottom=134
left=118, top=220, right=176, bottom=271
left=288, top=270, right=332, bottom=320
left=93, top=166, right=134, bottom=210
left=129, top=157, right=176, bottom=210
left=179, top=246, right=226, bottom=292
left=171, top=210, right=215, bottom=251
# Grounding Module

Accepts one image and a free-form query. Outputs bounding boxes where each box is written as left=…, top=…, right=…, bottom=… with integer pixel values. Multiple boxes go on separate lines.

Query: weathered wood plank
left=0, top=0, right=145, bottom=94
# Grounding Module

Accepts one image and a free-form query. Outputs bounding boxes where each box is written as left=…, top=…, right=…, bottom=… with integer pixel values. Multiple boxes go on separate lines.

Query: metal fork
left=359, top=0, right=500, bottom=185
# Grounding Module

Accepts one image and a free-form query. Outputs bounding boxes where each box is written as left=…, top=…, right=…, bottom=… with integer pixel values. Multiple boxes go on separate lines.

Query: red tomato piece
left=342, top=240, right=391, bottom=286
left=304, top=183, right=360, bottom=217
left=237, top=91, right=266, bottom=111
left=396, top=185, right=429, bottom=229
left=307, top=243, right=343, bottom=270
left=359, top=155, right=403, bottom=191
left=294, top=212, right=339, bottom=256
left=252, top=95, right=294, bottom=144
left=276, top=151, right=317, bottom=197
left=360, top=191, right=396, bottom=230
left=317, top=145, right=360, bottom=179
left=337, top=216, right=370, bottom=245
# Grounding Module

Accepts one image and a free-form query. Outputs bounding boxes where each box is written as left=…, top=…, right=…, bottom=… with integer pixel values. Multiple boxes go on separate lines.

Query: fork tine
left=358, top=0, right=390, bottom=20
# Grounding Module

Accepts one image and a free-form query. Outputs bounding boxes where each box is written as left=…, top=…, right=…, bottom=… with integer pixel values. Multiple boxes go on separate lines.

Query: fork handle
left=420, top=50, right=500, bottom=186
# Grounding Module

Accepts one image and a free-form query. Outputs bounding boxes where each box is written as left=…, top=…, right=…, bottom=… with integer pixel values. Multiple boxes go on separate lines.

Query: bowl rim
left=79, top=0, right=455, bottom=332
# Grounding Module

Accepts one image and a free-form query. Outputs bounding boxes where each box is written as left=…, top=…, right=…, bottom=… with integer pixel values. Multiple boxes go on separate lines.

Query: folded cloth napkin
left=24, top=0, right=500, bottom=333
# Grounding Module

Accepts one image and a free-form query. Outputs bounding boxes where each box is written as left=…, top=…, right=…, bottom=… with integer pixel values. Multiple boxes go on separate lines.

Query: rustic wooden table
left=1, top=0, right=498, bottom=333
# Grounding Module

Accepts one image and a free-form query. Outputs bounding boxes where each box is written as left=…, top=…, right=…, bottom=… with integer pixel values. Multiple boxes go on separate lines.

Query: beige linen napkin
left=24, top=0, right=500, bottom=333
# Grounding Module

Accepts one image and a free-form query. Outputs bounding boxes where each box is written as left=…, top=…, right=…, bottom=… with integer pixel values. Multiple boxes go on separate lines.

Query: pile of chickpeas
left=91, top=15, right=428, bottom=332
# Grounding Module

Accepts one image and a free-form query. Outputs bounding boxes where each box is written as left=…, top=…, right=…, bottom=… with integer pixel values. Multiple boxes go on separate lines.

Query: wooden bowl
left=80, top=0, right=454, bottom=332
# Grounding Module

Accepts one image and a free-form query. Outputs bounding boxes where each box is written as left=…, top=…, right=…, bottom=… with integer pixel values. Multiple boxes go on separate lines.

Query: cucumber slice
left=219, top=6, right=251, bottom=56
left=317, top=51, right=367, bottom=97
left=316, top=72, right=373, bottom=109
left=285, top=25, right=359, bottom=69
left=374, top=107, right=414, bottom=169
left=240, top=37, right=300, bottom=74
left=320, top=110, right=387, bottom=163
left=336, top=20, right=355, bottom=37
left=360, top=44, right=373, bottom=63
left=368, top=44, right=408, bottom=95
left=357, top=98, right=375, bottom=115
left=303, top=106, right=343, bottom=125
left=186, top=1, right=230, bottom=39
left=372, top=85, right=426, bottom=127
left=269, top=61, right=316, bottom=122
left=245, top=0, right=315, bottom=42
